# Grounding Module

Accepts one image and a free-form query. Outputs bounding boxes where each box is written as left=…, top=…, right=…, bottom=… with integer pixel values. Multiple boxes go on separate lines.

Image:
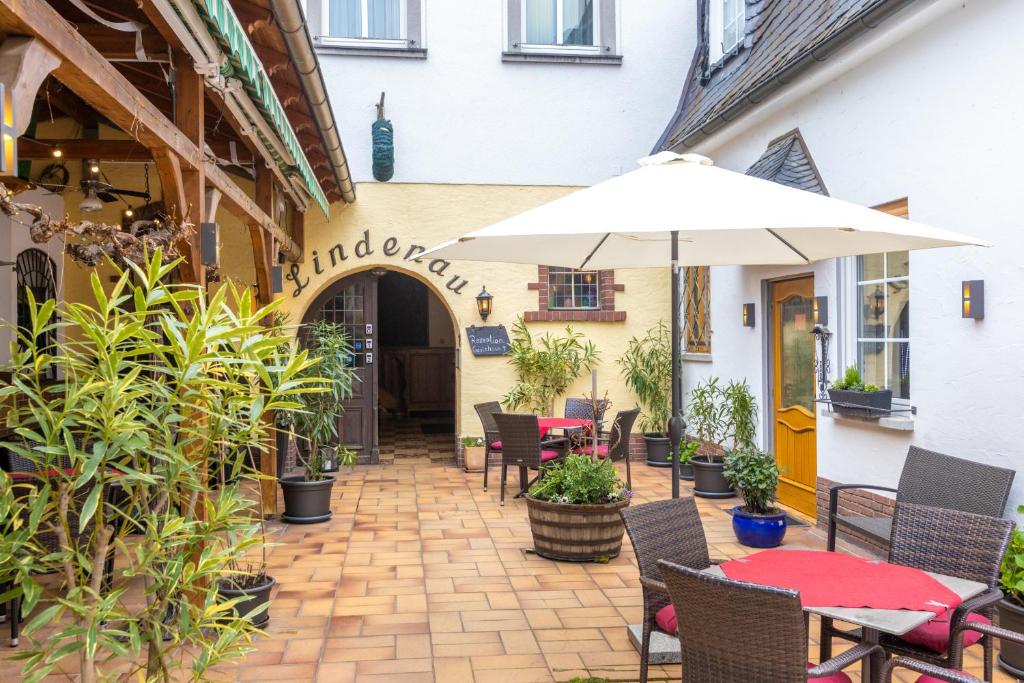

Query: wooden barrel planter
left=525, top=496, right=630, bottom=561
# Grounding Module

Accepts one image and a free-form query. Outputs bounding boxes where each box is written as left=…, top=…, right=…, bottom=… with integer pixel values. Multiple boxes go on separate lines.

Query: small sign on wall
left=466, top=325, right=511, bottom=356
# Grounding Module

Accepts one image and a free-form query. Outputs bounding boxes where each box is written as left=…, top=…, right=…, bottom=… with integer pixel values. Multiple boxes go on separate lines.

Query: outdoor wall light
left=742, top=303, right=755, bottom=328
left=271, top=265, right=283, bottom=294
left=200, top=222, right=220, bottom=267
left=0, top=84, right=15, bottom=175
left=813, top=296, right=828, bottom=326
left=476, top=285, right=493, bottom=321
left=962, top=280, right=984, bottom=319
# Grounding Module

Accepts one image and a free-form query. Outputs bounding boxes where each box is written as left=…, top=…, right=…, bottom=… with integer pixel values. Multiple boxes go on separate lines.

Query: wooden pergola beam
left=18, top=137, right=256, bottom=164
left=0, top=0, right=302, bottom=262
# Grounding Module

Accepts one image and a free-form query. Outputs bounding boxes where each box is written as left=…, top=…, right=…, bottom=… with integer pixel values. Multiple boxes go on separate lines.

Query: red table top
left=536, top=417, right=592, bottom=439
left=720, top=549, right=962, bottom=617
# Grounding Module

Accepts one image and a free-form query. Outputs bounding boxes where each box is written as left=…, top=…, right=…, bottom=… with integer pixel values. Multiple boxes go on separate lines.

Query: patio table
left=536, top=417, right=592, bottom=438
left=704, top=549, right=987, bottom=683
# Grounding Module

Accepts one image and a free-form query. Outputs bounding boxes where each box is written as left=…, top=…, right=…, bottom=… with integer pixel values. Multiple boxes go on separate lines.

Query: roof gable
left=745, top=130, right=828, bottom=196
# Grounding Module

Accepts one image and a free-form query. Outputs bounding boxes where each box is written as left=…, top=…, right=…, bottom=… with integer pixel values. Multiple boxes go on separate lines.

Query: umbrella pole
left=668, top=231, right=685, bottom=499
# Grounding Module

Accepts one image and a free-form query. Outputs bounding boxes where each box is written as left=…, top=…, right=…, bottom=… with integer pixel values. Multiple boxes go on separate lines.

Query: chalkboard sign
left=466, top=325, right=511, bottom=356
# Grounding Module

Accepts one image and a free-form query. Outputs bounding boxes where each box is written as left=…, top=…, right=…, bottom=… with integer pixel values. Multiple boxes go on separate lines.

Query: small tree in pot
left=504, top=318, right=599, bottom=415
left=687, top=378, right=758, bottom=498
left=998, top=509, right=1024, bottom=676
left=723, top=448, right=787, bottom=548
left=617, top=322, right=673, bottom=468
left=280, top=320, right=358, bottom=523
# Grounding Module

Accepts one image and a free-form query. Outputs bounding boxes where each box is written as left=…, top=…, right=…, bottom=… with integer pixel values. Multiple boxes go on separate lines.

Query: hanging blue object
left=372, top=92, right=394, bottom=182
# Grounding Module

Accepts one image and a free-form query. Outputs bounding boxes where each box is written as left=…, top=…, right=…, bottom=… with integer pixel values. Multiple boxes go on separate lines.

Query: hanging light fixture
left=476, top=285, right=493, bottom=321
left=79, top=184, right=103, bottom=213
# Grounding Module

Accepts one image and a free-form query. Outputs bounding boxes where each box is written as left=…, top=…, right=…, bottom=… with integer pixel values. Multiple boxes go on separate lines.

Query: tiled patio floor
left=2, top=459, right=1016, bottom=682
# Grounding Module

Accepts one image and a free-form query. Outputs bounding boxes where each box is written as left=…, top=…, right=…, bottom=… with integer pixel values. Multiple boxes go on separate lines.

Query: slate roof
left=745, top=130, right=828, bottom=195
left=659, top=0, right=916, bottom=151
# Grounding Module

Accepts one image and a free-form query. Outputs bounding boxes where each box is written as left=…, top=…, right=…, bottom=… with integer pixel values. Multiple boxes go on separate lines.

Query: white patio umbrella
left=422, top=152, right=989, bottom=494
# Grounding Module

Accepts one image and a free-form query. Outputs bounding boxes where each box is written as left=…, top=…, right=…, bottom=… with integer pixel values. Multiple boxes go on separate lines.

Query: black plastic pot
left=827, top=388, right=893, bottom=418
left=678, top=463, right=695, bottom=481
left=217, top=575, right=275, bottom=628
left=643, top=433, right=672, bottom=467
left=280, top=475, right=336, bottom=524
left=998, top=599, right=1024, bottom=676
left=692, top=455, right=735, bottom=498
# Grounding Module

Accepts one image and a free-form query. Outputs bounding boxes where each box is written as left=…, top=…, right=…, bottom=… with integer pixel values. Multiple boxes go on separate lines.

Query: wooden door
left=306, top=273, right=379, bottom=463
left=771, top=276, right=817, bottom=517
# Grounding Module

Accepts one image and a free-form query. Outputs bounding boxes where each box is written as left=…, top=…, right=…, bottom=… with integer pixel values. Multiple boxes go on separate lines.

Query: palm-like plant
left=503, top=317, right=599, bottom=415
left=617, top=321, right=672, bottom=434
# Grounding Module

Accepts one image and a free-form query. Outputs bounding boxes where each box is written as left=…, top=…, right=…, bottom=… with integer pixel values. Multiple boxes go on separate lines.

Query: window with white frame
left=323, top=0, right=405, bottom=42
left=522, top=0, right=598, bottom=49
left=856, top=248, right=910, bottom=400
left=548, top=267, right=599, bottom=309
left=721, top=0, right=745, bottom=53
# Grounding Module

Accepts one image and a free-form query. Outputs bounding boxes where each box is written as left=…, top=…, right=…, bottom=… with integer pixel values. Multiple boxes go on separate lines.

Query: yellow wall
left=280, top=182, right=671, bottom=438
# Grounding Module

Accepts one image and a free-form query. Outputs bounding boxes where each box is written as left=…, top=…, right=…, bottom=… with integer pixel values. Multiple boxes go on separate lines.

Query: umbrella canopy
left=422, top=152, right=989, bottom=269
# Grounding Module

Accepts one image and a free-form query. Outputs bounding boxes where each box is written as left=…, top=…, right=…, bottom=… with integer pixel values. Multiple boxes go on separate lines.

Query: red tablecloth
left=720, top=549, right=962, bottom=617
left=536, top=417, right=592, bottom=439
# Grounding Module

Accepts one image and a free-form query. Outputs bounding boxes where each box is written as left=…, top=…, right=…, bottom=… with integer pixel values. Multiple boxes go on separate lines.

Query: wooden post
left=174, top=50, right=205, bottom=288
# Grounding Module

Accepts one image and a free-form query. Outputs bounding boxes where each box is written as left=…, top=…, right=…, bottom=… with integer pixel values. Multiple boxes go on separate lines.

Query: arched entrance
left=302, top=268, right=457, bottom=465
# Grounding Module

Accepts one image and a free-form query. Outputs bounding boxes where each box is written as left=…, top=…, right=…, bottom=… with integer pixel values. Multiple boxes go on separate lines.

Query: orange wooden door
left=772, top=276, right=817, bottom=517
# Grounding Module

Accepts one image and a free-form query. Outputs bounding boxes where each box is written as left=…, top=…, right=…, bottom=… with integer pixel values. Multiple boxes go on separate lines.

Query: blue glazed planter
left=731, top=506, right=788, bottom=548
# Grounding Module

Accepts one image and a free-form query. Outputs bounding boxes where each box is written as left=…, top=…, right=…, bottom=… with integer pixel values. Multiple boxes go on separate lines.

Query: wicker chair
left=573, top=408, right=640, bottom=490
left=659, top=560, right=881, bottom=682
left=619, top=496, right=714, bottom=683
left=883, top=621, right=1024, bottom=682
left=826, top=446, right=1014, bottom=552
left=820, top=502, right=1014, bottom=681
left=491, top=413, right=567, bottom=506
left=474, top=401, right=504, bottom=492
left=564, top=397, right=609, bottom=446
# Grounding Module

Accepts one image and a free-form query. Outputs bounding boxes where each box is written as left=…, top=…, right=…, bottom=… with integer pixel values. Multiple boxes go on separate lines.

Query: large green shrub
left=723, top=448, right=781, bottom=515
left=0, top=253, right=324, bottom=683
left=504, top=318, right=598, bottom=415
left=617, top=321, right=672, bottom=434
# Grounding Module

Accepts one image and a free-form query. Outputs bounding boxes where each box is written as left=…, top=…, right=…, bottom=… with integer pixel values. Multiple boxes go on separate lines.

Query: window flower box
left=827, top=388, right=893, bottom=418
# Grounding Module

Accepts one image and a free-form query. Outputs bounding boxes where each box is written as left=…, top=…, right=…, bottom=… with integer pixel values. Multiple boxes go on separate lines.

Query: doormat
left=421, top=423, right=455, bottom=435
left=723, top=507, right=810, bottom=527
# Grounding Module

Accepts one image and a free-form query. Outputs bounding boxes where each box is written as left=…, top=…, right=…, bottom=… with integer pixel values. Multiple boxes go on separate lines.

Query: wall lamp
left=0, top=84, right=15, bottom=175
left=271, top=265, right=283, bottom=294
left=200, top=222, right=220, bottom=267
left=813, top=296, right=828, bottom=326
left=962, top=280, right=984, bottom=320
left=476, top=285, right=493, bottom=321
left=742, top=303, right=755, bottom=328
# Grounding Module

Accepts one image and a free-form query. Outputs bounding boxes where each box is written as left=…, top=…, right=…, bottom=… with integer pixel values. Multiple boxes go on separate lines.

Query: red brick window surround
left=525, top=266, right=626, bottom=322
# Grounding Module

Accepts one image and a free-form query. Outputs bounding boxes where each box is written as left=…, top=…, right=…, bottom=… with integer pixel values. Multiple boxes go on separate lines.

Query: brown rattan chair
left=883, top=620, right=1024, bottom=681
left=564, top=397, right=609, bottom=436
left=491, top=413, right=567, bottom=506
left=820, top=502, right=1014, bottom=681
left=826, top=446, right=1014, bottom=552
left=574, top=408, right=640, bottom=490
left=474, top=401, right=503, bottom=492
left=619, top=496, right=714, bottom=683
left=659, top=559, right=881, bottom=682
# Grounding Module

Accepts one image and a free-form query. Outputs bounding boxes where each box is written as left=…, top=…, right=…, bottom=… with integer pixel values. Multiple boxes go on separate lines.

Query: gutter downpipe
left=271, top=0, right=356, bottom=205
left=670, top=0, right=964, bottom=154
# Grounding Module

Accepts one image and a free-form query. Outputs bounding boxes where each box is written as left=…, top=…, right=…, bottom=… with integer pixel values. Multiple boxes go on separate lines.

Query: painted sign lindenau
left=286, top=229, right=471, bottom=298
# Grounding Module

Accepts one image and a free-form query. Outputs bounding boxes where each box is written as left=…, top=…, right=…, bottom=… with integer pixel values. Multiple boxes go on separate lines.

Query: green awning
left=193, top=0, right=330, bottom=218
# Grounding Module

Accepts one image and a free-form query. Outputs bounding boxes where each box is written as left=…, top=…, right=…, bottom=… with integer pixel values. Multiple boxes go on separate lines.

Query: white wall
left=685, top=0, right=1024, bottom=515
left=314, top=0, right=695, bottom=185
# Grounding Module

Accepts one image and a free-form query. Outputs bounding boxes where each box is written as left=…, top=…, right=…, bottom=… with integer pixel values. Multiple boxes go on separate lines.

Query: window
left=684, top=266, right=711, bottom=354
left=548, top=267, right=599, bottom=309
left=323, top=0, right=405, bottom=42
left=855, top=199, right=910, bottom=399
left=523, top=0, right=595, bottom=47
left=721, top=0, right=745, bottom=53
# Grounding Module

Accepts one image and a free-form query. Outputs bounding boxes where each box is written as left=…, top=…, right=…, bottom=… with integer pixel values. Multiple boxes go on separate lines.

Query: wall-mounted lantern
left=742, top=302, right=755, bottom=328
left=200, top=222, right=220, bottom=267
left=271, top=265, right=283, bottom=294
left=813, top=296, right=828, bottom=326
left=476, top=285, right=493, bottom=321
left=961, top=280, right=984, bottom=320
left=0, top=83, right=15, bottom=175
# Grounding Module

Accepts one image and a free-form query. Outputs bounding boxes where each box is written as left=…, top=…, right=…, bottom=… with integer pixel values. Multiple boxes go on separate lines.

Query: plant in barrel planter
left=617, top=322, right=673, bottom=468
left=462, top=436, right=486, bottom=472
left=998, top=508, right=1024, bottom=676
left=722, top=448, right=787, bottom=548
left=525, top=454, right=631, bottom=562
left=827, top=365, right=893, bottom=417
left=280, top=320, right=357, bottom=524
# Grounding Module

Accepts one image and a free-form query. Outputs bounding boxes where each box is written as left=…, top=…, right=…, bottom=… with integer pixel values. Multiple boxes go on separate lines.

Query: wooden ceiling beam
left=18, top=137, right=256, bottom=164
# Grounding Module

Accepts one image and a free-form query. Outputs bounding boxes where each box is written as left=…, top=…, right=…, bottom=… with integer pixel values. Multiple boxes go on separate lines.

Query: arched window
left=15, top=248, right=58, bottom=356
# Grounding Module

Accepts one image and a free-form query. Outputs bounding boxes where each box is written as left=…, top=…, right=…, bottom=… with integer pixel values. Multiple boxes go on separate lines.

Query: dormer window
left=708, top=0, right=745, bottom=65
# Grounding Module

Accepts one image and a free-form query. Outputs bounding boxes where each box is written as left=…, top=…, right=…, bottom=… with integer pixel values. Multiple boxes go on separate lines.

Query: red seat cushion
left=490, top=440, right=502, bottom=450
left=915, top=673, right=972, bottom=683
left=572, top=444, right=610, bottom=458
left=655, top=604, right=676, bottom=634
left=899, top=613, right=989, bottom=654
left=806, top=663, right=852, bottom=682
left=540, top=450, right=562, bottom=463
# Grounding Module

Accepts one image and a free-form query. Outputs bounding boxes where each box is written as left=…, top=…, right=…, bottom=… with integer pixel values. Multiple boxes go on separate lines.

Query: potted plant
left=998, top=508, right=1024, bottom=676
left=525, top=454, right=632, bottom=562
left=462, top=436, right=486, bottom=472
left=673, top=439, right=699, bottom=480
left=504, top=318, right=599, bottom=415
left=617, top=322, right=673, bottom=467
left=280, top=320, right=357, bottom=524
left=723, top=448, right=787, bottom=548
left=827, top=365, right=893, bottom=418
left=216, top=561, right=275, bottom=628
left=687, top=378, right=757, bottom=498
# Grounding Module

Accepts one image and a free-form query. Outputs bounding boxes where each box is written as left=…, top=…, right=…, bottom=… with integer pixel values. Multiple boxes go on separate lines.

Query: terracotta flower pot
left=463, top=446, right=486, bottom=472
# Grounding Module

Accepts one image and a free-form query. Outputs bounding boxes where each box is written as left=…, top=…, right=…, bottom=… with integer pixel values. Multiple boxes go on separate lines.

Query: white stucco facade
left=680, top=0, right=1024, bottom=514
left=310, top=0, right=695, bottom=185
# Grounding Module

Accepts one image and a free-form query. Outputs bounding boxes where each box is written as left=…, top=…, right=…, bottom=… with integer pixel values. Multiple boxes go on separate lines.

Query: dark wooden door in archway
left=303, top=272, right=379, bottom=463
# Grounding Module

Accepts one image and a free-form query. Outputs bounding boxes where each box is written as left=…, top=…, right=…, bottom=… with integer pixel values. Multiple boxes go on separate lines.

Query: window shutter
left=600, top=0, right=616, bottom=54
left=407, top=0, right=423, bottom=47
left=507, top=0, right=522, bottom=50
